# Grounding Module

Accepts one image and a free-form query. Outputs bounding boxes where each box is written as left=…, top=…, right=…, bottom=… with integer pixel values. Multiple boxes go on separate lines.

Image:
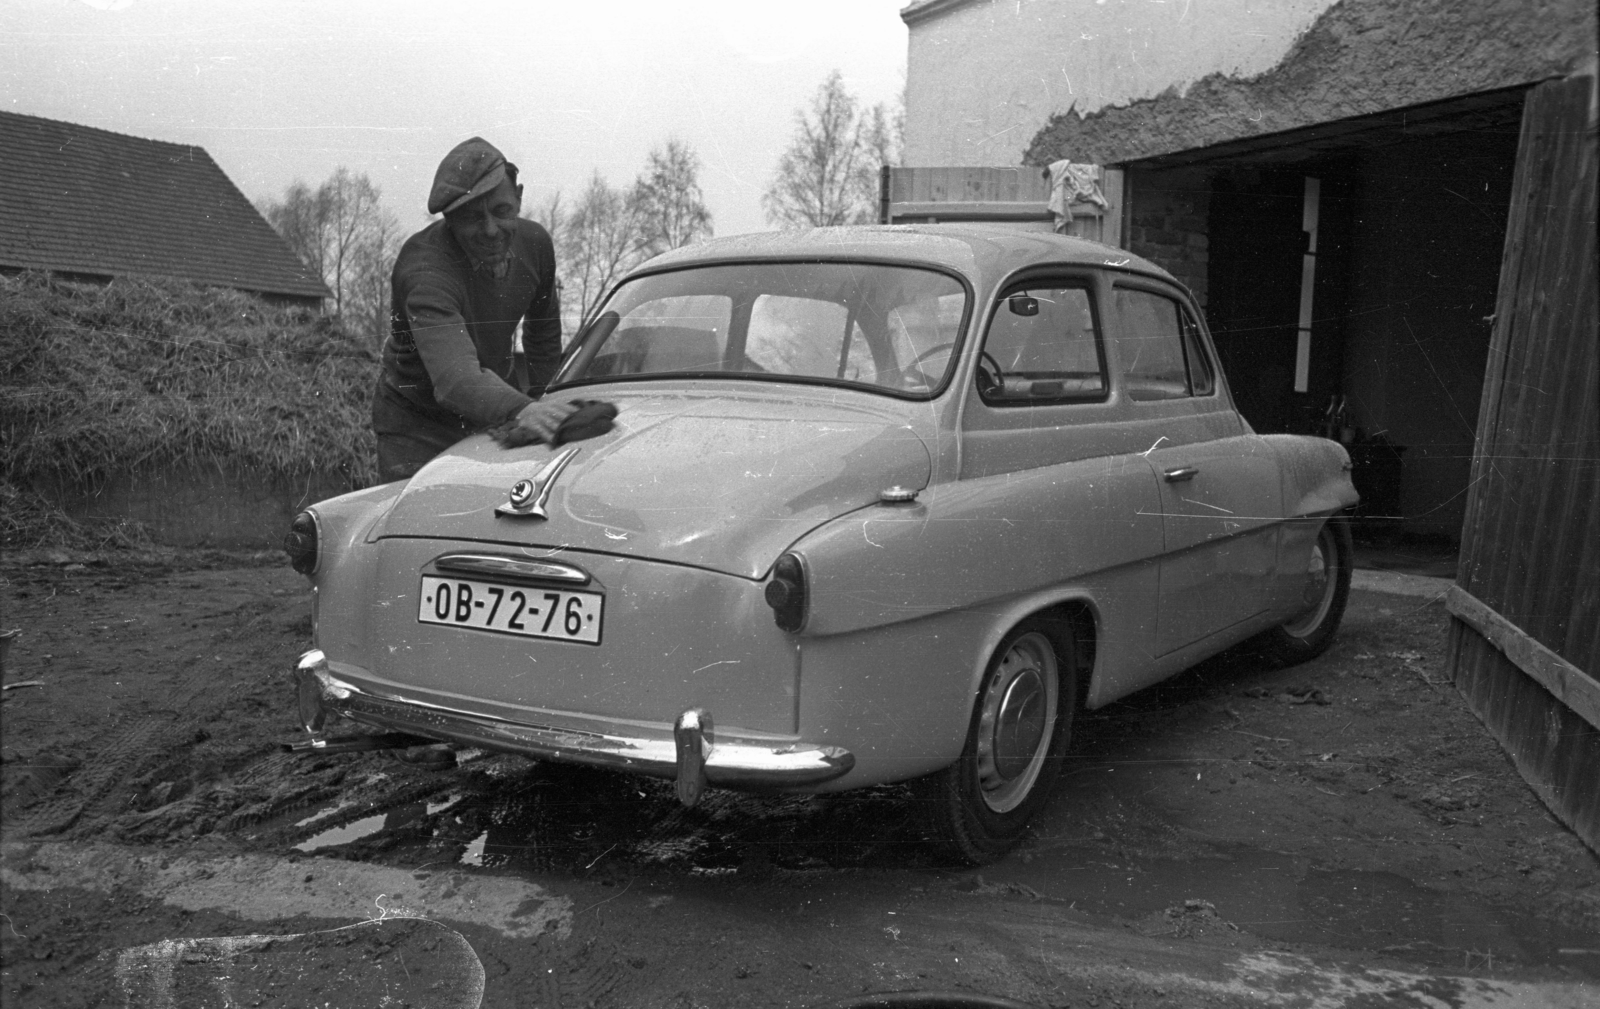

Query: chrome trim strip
left=295, top=651, right=854, bottom=789
left=433, top=554, right=592, bottom=585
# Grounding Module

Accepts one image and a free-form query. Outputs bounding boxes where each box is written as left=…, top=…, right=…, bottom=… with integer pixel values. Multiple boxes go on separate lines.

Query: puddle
left=278, top=761, right=928, bottom=875
left=459, top=832, right=487, bottom=867
left=294, top=801, right=354, bottom=828
left=427, top=794, right=463, bottom=816
left=295, top=813, right=388, bottom=852
left=295, top=803, right=427, bottom=853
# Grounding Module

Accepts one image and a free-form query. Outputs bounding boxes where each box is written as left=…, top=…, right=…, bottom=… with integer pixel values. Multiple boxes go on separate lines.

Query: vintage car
left=285, top=225, right=1357, bottom=863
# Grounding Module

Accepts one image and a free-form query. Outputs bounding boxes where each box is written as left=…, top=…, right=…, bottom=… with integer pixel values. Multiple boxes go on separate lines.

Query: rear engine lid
left=373, top=390, right=932, bottom=579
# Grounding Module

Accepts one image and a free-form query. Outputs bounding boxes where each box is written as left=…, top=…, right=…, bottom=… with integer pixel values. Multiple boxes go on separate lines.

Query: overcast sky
left=3, top=0, right=910, bottom=236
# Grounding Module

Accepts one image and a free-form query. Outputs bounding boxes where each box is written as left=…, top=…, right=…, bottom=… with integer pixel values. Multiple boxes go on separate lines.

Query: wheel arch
left=967, top=591, right=1100, bottom=716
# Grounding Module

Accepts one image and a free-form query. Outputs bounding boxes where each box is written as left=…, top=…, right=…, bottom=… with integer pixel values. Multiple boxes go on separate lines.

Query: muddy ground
left=1, top=549, right=1597, bottom=1008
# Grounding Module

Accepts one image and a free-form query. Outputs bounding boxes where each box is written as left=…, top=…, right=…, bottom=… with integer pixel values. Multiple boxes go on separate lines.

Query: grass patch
left=1, top=272, right=379, bottom=548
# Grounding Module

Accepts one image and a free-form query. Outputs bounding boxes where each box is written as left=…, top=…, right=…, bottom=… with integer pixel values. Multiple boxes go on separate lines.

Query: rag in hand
left=488, top=400, right=618, bottom=448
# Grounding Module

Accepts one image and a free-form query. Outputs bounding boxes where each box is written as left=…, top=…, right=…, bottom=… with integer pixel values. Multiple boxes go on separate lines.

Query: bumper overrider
left=291, top=650, right=854, bottom=807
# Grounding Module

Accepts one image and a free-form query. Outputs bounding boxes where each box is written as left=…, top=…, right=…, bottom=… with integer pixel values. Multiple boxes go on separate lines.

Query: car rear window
left=554, top=262, right=969, bottom=398
left=1114, top=287, right=1214, bottom=400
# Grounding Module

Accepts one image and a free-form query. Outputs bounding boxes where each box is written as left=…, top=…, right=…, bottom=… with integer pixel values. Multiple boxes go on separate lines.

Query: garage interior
left=1123, top=86, right=1530, bottom=545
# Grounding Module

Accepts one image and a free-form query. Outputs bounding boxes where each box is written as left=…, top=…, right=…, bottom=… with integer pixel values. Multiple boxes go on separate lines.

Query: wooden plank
left=889, top=200, right=1055, bottom=221
left=1102, top=169, right=1126, bottom=248
left=1458, top=89, right=1532, bottom=602
left=1449, top=621, right=1600, bottom=854
left=883, top=167, right=1058, bottom=209
left=1447, top=585, right=1600, bottom=731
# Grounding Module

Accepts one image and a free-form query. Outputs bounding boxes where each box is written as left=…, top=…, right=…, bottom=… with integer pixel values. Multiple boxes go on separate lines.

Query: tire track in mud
left=543, top=936, right=633, bottom=1009
left=16, top=718, right=168, bottom=836
left=15, top=594, right=304, bottom=839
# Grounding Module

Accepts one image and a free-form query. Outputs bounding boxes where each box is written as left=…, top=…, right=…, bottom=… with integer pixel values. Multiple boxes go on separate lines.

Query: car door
left=1110, top=281, right=1285, bottom=655
left=958, top=273, right=1167, bottom=669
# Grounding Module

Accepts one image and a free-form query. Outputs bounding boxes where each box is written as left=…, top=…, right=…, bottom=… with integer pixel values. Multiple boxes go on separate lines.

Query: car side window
left=1178, top=303, right=1215, bottom=396
left=978, top=283, right=1106, bottom=404
left=1114, top=287, right=1212, bottom=400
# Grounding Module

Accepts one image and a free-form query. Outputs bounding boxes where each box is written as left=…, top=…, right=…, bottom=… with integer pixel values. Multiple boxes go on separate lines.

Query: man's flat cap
left=428, top=137, right=509, bottom=216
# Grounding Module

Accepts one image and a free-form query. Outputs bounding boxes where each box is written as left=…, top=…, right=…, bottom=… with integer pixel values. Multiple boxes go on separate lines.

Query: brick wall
left=1124, top=168, right=1211, bottom=307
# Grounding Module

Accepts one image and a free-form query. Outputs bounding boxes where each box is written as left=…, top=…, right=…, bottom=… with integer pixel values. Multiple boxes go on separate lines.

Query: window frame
left=1109, top=279, right=1220, bottom=402
left=975, top=273, right=1111, bottom=409
left=549, top=257, right=976, bottom=402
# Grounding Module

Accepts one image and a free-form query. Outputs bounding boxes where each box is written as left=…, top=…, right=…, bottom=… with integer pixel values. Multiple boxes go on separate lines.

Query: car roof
left=633, top=223, right=1179, bottom=291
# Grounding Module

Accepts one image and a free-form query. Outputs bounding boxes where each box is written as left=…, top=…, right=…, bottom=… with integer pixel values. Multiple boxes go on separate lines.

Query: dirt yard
left=2, top=549, right=1596, bottom=1008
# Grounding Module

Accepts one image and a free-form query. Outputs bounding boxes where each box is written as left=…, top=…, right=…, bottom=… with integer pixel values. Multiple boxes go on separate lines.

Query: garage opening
left=1122, top=86, right=1529, bottom=543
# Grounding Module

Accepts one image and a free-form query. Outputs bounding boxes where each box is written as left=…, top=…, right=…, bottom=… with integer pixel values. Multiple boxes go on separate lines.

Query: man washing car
left=372, top=137, right=577, bottom=482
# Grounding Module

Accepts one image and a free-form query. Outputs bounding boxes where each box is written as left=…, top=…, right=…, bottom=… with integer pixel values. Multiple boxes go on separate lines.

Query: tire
left=922, top=617, right=1078, bottom=865
left=1252, top=513, right=1353, bottom=667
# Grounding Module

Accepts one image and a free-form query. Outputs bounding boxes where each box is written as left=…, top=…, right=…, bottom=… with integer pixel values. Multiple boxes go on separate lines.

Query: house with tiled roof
left=0, top=111, right=329, bottom=307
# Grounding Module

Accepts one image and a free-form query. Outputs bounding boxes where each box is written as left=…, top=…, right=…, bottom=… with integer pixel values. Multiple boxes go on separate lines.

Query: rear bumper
left=291, top=650, right=854, bottom=793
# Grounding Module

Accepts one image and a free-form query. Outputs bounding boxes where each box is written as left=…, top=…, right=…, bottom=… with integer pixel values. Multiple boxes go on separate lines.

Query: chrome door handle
left=1163, top=466, right=1200, bottom=482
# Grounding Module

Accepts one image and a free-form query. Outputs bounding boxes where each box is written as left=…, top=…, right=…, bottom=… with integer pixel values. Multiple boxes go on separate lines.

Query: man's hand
left=507, top=399, right=580, bottom=445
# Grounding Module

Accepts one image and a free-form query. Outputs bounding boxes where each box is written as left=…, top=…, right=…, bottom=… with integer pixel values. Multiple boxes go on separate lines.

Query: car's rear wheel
left=1252, top=513, right=1353, bottom=666
left=922, top=617, right=1077, bottom=864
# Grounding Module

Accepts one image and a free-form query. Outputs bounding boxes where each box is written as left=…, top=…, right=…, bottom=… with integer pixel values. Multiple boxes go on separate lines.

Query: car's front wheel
left=1252, top=513, right=1353, bottom=666
left=921, top=617, right=1078, bottom=864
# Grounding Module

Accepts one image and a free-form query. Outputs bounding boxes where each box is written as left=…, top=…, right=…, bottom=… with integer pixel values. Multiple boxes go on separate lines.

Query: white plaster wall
left=903, top=0, right=1336, bottom=166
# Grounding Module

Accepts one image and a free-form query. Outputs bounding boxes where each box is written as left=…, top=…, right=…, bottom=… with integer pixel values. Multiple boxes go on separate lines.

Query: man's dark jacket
left=379, top=218, right=562, bottom=427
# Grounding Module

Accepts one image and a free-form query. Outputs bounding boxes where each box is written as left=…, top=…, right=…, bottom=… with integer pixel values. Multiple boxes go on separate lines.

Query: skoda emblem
left=495, top=446, right=581, bottom=520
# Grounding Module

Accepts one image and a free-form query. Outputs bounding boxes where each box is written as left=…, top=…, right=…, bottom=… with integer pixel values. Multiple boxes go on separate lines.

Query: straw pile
left=1, top=272, right=378, bottom=548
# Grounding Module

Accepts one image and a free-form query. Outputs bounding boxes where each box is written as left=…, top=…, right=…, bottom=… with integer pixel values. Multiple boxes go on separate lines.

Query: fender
left=791, top=452, right=1164, bottom=637
left=1259, top=433, right=1359, bottom=518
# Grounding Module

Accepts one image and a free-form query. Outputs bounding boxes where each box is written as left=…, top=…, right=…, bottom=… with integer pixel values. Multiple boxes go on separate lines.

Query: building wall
left=1021, top=0, right=1596, bottom=166
left=903, top=0, right=1335, bottom=167
left=1123, top=168, right=1212, bottom=308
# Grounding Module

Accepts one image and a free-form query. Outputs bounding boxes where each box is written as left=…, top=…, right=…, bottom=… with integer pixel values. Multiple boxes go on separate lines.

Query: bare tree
left=320, top=169, right=384, bottom=318
left=762, top=70, right=898, bottom=229
left=525, top=189, right=567, bottom=244
left=630, top=140, right=713, bottom=259
left=519, top=143, right=713, bottom=333
left=563, top=172, right=643, bottom=328
left=258, top=181, right=328, bottom=279
left=345, top=207, right=403, bottom=345
left=260, top=168, right=401, bottom=343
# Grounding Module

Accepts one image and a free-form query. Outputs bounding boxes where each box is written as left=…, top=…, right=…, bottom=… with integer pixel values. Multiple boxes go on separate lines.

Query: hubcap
left=975, top=632, right=1059, bottom=813
left=992, top=671, right=1045, bottom=779
left=1283, top=525, right=1338, bottom=638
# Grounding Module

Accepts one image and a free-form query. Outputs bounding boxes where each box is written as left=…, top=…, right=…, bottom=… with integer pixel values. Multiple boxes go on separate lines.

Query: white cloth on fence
left=1046, top=159, right=1108, bottom=232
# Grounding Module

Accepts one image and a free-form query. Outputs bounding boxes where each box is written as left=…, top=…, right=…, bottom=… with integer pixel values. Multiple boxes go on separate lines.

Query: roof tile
left=0, top=111, right=331, bottom=300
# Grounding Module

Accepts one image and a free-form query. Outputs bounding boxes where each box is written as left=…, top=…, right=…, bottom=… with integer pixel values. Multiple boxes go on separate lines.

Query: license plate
left=418, top=575, right=603, bottom=644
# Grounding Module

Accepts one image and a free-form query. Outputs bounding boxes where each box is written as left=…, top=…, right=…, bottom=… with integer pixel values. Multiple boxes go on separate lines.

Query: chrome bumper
left=291, top=650, right=854, bottom=805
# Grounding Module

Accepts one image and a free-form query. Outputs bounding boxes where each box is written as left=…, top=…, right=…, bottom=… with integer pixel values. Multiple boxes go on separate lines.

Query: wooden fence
left=1446, top=74, right=1599, bottom=852
left=879, top=166, right=1124, bottom=246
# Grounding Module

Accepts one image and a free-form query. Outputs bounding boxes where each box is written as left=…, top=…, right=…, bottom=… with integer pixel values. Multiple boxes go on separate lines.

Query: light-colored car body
left=292, top=225, right=1356, bottom=824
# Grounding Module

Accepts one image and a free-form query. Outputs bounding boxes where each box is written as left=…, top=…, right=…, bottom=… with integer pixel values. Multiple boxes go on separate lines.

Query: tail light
left=284, top=510, right=320, bottom=576
left=764, top=553, right=808, bottom=632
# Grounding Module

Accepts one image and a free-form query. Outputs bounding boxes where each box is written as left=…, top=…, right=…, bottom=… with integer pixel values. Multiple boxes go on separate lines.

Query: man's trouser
left=371, top=380, right=476, bottom=484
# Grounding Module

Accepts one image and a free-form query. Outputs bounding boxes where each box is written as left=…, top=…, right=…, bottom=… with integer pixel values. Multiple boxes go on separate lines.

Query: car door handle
left=1163, top=466, right=1200, bottom=483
